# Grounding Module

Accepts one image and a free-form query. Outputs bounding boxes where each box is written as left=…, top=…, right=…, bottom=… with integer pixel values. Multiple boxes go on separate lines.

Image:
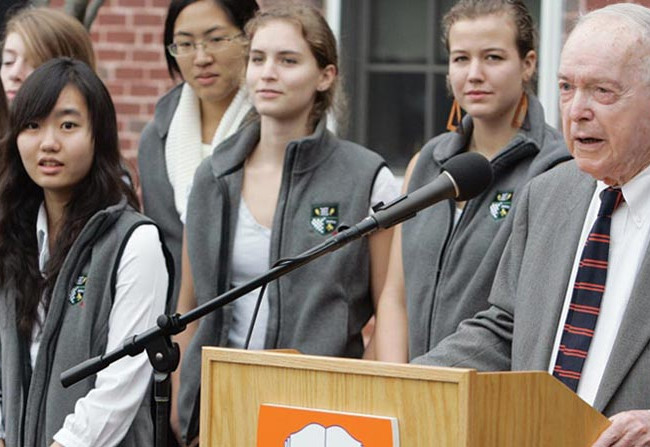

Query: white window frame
left=325, top=0, right=342, bottom=134
left=538, top=0, right=565, bottom=129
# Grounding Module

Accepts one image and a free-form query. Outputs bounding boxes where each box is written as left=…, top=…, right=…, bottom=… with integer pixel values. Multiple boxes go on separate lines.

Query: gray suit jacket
left=413, top=160, right=650, bottom=416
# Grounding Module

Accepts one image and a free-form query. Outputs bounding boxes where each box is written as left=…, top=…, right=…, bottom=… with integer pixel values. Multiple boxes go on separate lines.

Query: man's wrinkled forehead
left=560, top=16, right=647, bottom=81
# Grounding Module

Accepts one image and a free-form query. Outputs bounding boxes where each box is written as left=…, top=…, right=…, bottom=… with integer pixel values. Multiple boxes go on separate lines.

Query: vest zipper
left=31, top=247, right=93, bottom=445
left=424, top=142, right=535, bottom=351
left=267, top=144, right=298, bottom=348
left=426, top=198, right=460, bottom=350
left=18, top=333, right=31, bottom=447
left=182, top=180, right=231, bottom=444
left=216, top=178, right=231, bottom=297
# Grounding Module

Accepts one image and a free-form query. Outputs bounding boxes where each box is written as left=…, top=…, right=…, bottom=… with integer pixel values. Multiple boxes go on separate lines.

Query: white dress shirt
left=0, top=204, right=169, bottom=447
left=548, top=165, right=650, bottom=405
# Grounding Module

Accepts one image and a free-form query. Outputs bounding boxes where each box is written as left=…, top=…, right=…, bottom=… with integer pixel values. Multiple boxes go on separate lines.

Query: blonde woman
left=1, top=7, right=95, bottom=103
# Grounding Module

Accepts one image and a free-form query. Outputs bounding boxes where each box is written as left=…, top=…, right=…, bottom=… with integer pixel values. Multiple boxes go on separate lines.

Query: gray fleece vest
left=0, top=201, right=172, bottom=447
left=403, top=94, right=571, bottom=360
left=138, top=84, right=253, bottom=314
left=178, top=120, right=386, bottom=442
left=138, top=84, right=184, bottom=314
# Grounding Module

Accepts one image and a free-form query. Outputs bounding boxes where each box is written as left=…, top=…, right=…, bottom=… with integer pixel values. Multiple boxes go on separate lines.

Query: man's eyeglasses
left=167, top=34, right=243, bottom=57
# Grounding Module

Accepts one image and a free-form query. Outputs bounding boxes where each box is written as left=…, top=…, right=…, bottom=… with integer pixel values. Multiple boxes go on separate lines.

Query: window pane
left=433, top=74, right=454, bottom=138
left=370, top=0, right=428, bottom=64
left=367, top=73, right=425, bottom=173
left=434, top=0, right=458, bottom=64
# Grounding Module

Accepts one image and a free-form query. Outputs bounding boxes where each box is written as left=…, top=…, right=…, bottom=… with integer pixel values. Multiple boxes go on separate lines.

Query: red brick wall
left=91, top=0, right=173, bottom=183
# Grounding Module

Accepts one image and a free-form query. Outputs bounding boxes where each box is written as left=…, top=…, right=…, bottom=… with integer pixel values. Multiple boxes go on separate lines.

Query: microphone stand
left=60, top=214, right=380, bottom=447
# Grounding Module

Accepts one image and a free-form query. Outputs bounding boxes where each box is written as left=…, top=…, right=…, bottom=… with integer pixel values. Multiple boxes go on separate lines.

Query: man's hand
left=593, top=410, right=650, bottom=447
left=50, top=442, right=64, bottom=447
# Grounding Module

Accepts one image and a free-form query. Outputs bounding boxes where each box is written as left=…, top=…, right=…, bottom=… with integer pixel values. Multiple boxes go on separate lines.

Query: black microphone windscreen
left=442, top=152, right=494, bottom=201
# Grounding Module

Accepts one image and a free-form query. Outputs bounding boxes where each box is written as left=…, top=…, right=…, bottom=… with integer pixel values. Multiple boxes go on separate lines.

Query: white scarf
left=165, top=83, right=250, bottom=217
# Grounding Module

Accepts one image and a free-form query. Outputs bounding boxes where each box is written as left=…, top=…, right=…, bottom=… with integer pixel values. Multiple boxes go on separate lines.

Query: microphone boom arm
left=60, top=213, right=377, bottom=388
left=61, top=151, right=493, bottom=387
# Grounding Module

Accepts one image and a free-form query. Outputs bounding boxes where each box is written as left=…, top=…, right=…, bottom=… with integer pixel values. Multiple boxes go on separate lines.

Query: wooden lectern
left=200, top=347, right=610, bottom=446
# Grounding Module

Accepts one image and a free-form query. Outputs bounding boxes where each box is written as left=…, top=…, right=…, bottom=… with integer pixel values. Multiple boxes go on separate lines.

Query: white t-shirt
left=227, top=166, right=400, bottom=349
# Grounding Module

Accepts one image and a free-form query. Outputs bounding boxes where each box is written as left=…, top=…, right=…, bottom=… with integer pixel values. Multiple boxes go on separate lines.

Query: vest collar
left=152, top=83, right=184, bottom=139
left=432, top=92, right=546, bottom=165
left=211, top=119, right=334, bottom=178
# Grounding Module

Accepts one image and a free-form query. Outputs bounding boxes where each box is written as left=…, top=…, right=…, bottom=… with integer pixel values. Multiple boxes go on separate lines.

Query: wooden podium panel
left=200, top=348, right=609, bottom=446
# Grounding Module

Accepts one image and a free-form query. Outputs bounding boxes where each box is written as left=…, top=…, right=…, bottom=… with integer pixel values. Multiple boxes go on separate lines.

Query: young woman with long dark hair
left=0, top=58, right=170, bottom=447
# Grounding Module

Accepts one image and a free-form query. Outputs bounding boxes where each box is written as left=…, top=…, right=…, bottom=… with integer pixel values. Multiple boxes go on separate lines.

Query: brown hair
left=3, top=7, right=96, bottom=71
left=0, top=77, right=7, bottom=152
left=245, top=3, right=344, bottom=130
left=442, top=0, right=537, bottom=82
left=0, top=77, right=7, bottom=126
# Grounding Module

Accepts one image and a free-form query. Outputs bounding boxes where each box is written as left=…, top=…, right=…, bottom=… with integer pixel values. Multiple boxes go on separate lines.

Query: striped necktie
left=553, top=186, right=624, bottom=391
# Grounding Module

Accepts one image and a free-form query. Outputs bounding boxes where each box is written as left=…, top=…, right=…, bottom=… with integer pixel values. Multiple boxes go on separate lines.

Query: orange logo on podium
left=257, top=404, right=399, bottom=447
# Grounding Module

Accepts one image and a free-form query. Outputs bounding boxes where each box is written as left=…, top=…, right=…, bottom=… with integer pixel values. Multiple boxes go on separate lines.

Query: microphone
left=373, top=151, right=493, bottom=229
left=330, top=152, right=493, bottom=244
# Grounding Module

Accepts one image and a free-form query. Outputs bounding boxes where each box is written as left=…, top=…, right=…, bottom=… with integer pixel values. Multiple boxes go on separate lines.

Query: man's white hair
left=576, top=3, right=650, bottom=82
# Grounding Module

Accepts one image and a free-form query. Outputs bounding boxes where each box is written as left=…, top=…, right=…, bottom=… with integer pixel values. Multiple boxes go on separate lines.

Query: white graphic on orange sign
left=257, top=404, right=399, bottom=447
left=284, top=423, right=362, bottom=447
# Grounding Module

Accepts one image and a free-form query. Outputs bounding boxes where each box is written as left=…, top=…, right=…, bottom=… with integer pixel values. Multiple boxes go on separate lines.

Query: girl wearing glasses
left=174, top=4, right=399, bottom=444
left=138, top=0, right=258, bottom=315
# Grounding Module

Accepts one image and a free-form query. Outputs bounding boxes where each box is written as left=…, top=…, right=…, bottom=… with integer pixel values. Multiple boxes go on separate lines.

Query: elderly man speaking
left=413, top=3, right=650, bottom=446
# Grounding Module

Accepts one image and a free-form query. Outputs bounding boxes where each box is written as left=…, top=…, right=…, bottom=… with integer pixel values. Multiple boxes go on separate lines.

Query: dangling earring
left=511, top=93, right=528, bottom=128
left=446, top=99, right=463, bottom=132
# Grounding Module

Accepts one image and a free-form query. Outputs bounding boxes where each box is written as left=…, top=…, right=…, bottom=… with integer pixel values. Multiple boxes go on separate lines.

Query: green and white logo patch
left=311, top=204, right=339, bottom=235
left=69, top=275, right=87, bottom=305
left=489, top=191, right=513, bottom=220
